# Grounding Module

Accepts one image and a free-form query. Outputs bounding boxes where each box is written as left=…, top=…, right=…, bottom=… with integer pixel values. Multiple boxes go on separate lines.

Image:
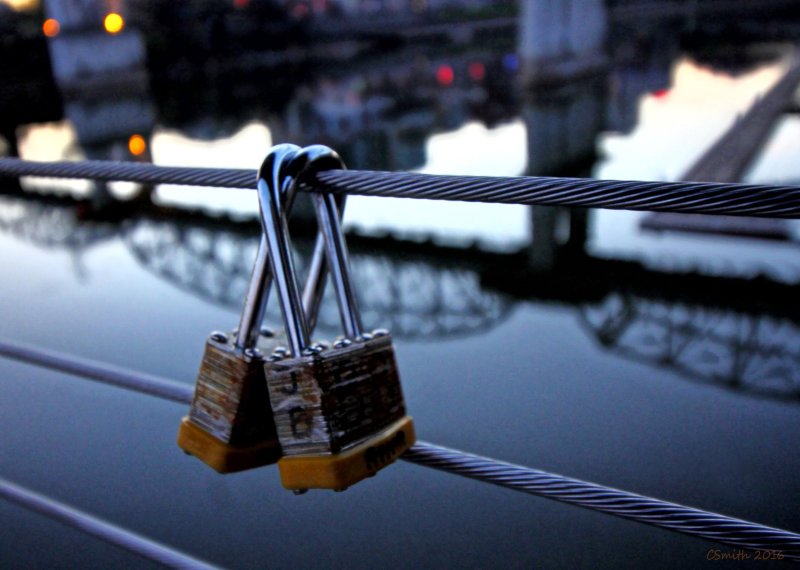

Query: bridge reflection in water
left=581, top=294, right=800, bottom=402
left=2, top=190, right=798, bottom=404
left=123, top=216, right=510, bottom=339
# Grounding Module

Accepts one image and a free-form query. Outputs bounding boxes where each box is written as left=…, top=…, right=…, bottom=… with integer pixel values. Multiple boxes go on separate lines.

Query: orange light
left=128, top=134, right=147, bottom=156
left=42, top=18, right=60, bottom=37
left=103, top=12, right=124, bottom=34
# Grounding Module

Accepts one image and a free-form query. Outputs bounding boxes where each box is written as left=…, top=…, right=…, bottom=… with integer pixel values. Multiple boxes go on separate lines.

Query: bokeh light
left=42, top=18, right=60, bottom=37
left=436, top=64, right=454, bottom=86
left=128, top=134, right=147, bottom=156
left=468, top=61, right=486, bottom=81
left=103, top=12, right=124, bottom=34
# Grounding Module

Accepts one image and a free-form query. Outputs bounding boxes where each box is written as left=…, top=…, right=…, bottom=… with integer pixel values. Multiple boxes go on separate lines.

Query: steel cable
left=2, top=158, right=800, bottom=217
left=0, top=337, right=798, bottom=560
left=0, top=158, right=255, bottom=189
left=0, top=477, right=220, bottom=569
left=403, top=443, right=800, bottom=560
left=0, top=338, right=193, bottom=404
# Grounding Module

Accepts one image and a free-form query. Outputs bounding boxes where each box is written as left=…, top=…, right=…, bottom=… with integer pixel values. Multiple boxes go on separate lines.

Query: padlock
left=177, top=144, right=343, bottom=473
left=176, top=327, right=284, bottom=473
left=257, top=144, right=415, bottom=492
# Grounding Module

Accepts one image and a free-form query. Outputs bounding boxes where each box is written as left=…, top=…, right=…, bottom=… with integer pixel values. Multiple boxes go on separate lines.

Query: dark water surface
left=2, top=3, right=800, bottom=569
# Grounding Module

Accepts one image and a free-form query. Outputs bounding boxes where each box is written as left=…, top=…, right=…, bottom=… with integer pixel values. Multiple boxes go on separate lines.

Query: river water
left=1, top=5, right=800, bottom=569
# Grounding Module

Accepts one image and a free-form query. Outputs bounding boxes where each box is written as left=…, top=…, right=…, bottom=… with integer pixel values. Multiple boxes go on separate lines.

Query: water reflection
left=581, top=294, right=800, bottom=401
left=0, top=191, right=510, bottom=338
left=4, top=5, right=800, bottom=568
left=2, top=189, right=799, bottom=404
left=0, top=194, right=115, bottom=250
left=4, top=2, right=800, bottom=395
left=123, top=218, right=512, bottom=339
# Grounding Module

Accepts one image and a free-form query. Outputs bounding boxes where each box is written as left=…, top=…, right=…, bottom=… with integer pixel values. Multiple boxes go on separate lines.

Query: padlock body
left=277, top=416, right=415, bottom=491
left=265, top=333, right=415, bottom=489
left=177, top=332, right=284, bottom=473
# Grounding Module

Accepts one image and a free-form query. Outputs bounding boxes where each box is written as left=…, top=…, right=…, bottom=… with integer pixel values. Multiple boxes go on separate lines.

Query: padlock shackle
left=292, top=145, right=362, bottom=339
left=237, top=181, right=347, bottom=349
left=236, top=144, right=304, bottom=349
left=257, top=144, right=363, bottom=356
left=312, top=190, right=363, bottom=338
left=234, top=234, right=271, bottom=349
left=238, top=145, right=351, bottom=352
left=302, top=194, right=346, bottom=333
left=258, top=178, right=309, bottom=356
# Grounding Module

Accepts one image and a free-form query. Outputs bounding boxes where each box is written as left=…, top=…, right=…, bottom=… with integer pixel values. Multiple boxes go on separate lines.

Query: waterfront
left=1, top=1, right=800, bottom=568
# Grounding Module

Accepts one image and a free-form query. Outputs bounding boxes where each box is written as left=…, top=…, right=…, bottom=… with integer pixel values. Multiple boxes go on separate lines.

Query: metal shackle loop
left=301, top=145, right=363, bottom=340
left=296, top=152, right=348, bottom=334
left=235, top=144, right=303, bottom=350
left=257, top=144, right=363, bottom=357
left=236, top=144, right=348, bottom=351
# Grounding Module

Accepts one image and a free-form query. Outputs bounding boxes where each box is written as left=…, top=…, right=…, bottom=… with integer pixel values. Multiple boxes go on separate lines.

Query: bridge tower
left=517, top=0, right=608, bottom=87
left=518, top=0, right=608, bottom=270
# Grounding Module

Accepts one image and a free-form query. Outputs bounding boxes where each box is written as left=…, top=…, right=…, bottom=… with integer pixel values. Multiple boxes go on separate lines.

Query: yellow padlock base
left=277, top=416, right=416, bottom=491
left=177, top=417, right=281, bottom=474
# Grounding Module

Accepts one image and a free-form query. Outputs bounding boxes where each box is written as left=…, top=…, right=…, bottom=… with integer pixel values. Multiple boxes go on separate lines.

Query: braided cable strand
left=0, top=478, right=220, bottom=569
left=0, top=158, right=255, bottom=189
left=0, top=338, right=193, bottom=404
left=404, top=442, right=800, bottom=561
left=1, top=338, right=799, bottom=560
left=313, top=170, right=800, bottom=217
left=2, top=158, right=800, bottom=217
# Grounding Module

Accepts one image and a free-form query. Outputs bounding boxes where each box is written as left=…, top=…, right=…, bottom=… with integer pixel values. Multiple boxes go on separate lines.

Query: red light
left=292, top=3, right=309, bottom=19
left=436, top=65, right=454, bottom=86
left=652, top=89, right=669, bottom=99
left=468, top=61, right=485, bottom=81
left=233, top=0, right=250, bottom=8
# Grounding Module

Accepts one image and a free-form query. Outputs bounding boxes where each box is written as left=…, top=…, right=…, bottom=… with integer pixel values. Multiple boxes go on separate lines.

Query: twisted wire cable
left=312, top=170, right=800, bottom=218
left=403, top=442, right=800, bottom=560
left=0, top=338, right=192, bottom=404
left=0, top=158, right=255, bottom=189
left=0, top=477, right=220, bottom=569
left=1, top=337, right=798, bottom=560
left=2, top=157, right=800, bottom=217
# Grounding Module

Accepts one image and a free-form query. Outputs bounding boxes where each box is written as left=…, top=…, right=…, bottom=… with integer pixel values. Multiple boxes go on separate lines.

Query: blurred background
left=1, top=1, right=800, bottom=568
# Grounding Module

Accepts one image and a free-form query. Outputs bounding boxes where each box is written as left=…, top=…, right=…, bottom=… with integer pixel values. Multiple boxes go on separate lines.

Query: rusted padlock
left=177, top=144, right=341, bottom=473
left=258, top=144, right=415, bottom=492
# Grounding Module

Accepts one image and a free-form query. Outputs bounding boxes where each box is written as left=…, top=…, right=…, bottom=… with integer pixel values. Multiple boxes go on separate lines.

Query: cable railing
left=2, top=334, right=799, bottom=564
left=2, top=157, right=800, bottom=217
left=0, top=476, right=220, bottom=570
left=1, top=157, right=799, bottom=566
